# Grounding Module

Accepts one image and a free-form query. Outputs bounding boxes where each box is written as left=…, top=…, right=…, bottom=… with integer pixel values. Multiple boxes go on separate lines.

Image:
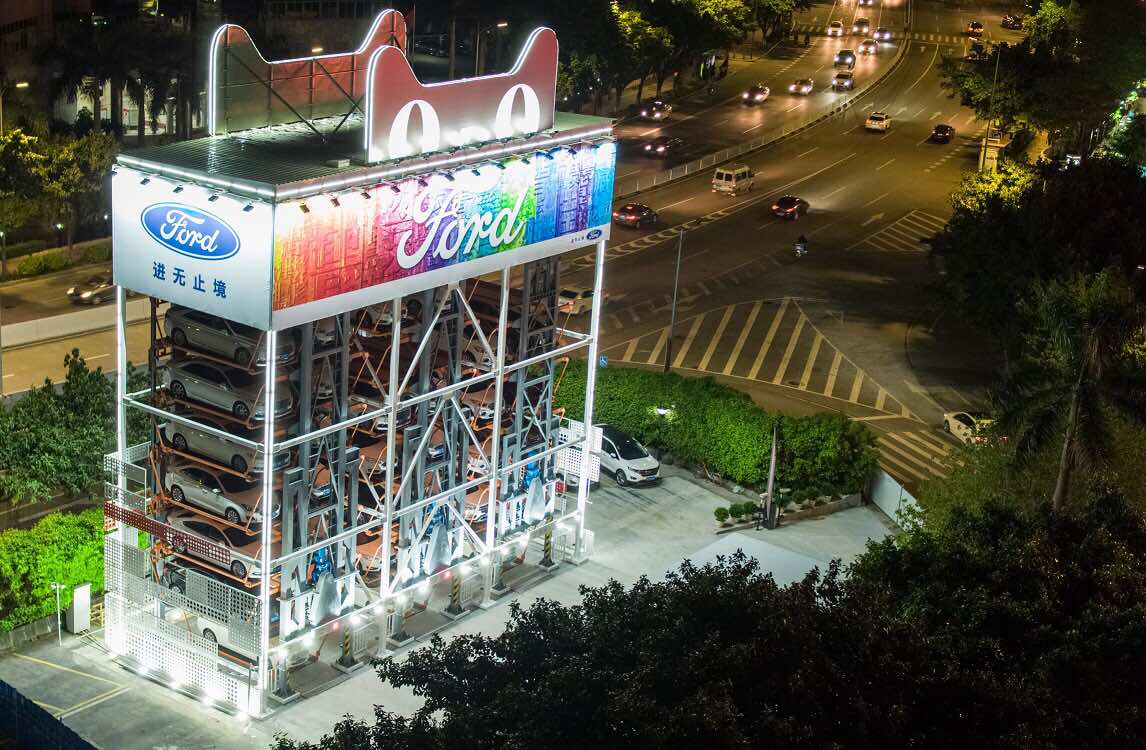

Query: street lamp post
left=0, top=80, right=30, bottom=134
left=50, top=582, right=64, bottom=646
left=474, top=21, right=508, bottom=76
left=662, top=230, right=684, bottom=372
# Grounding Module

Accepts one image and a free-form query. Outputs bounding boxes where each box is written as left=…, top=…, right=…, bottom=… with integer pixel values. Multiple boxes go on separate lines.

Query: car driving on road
left=1001, top=13, right=1024, bottom=30
left=66, top=273, right=127, bottom=305
left=712, top=164, right=755, bottom=195
left=930, top=123, right=956, bottom=143
left=943, top=411, right=994, bottom=445
left=874, top=26, right=892, bottom=40
left=827, top=20, right=844, bottom=36
left=741, top=83, right=770, bottom=104
left=598, top=424, right=660, bottom=486
left=639, top=99, right=672, bottom=120
left=788, top=78, right=814, bottom=95
left=864, top=111, right=891, bottom=131
left=771, top=195, right=810, bottom=219
left=834, top=48, right=856, bottom=68
left=966, top=20, right=984, bottom=36
left=612, top=203, right=658, bottom=228
left=642, top=135, right=684, bottom=157
left=859, top=38, right=879, bottom=55
left=852, top=18, right=870, bottom=34
left=831, top=70, right=855, bottom=90
left=167, top=359, right=293, bottom=421
left=166, top=305, right=295, bottom=367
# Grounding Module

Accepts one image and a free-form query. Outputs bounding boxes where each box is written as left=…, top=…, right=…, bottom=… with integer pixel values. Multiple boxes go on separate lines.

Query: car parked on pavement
left=612, top=203, right=658, bottom=228
left=597, top=424, right=659, bottom=486
left=966, top=20, right=984, bottom=36
left=712, top=164, right=755, bottom=195
left=859, top=38, right=879, bottom=55
left=165, top=305, right=295, bottom=366
left=741, top=83, right=770, bottom=104
left=943, top=411, right=994, bottom=444
left=642, top=135, right=684, bottom=157
left=864, top=111, right=891, bottom=131
left=162, top=462, right=280, bottom=526
left=771, top=195, right=810, bottom=219
left=930, top=123, right=956, bottom=142
left=66, top=273, right=132, bottom=305
left=831, top=70, right=855, bottom=90
left=788, top=78, right=814, bottom=95
left=166, top=509, right=278, bottom=580
left=852, top=18, right=870, bottom=34
left=166, top=359, right=293, bottom=421
left=874, top=26, right=892, bottom=41
left=827, top=20, right=844, bottom=36
left=834, top=48, right=856, bottom=68
left=159, top=420, right=290, bottom=474
left=639, top=99, right=672, bottom=120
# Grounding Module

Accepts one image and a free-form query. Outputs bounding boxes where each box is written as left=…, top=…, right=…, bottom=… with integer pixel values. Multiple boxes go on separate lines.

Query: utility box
left=66, top=583, right=91, bottom=633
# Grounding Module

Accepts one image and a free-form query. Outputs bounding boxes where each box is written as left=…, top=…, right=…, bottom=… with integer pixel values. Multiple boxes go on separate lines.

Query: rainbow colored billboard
left=270, top=144, right=614, bottom=327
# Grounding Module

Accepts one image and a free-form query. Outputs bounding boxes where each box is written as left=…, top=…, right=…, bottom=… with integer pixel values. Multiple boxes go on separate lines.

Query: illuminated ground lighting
left=330, top=196, right=340, bottom=207
left=299, top=202, right=310, bottom=213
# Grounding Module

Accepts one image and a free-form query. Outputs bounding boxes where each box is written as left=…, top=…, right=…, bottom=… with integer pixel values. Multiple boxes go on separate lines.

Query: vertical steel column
left=481, top=269, right=510, bottom=603
left=257, top=330, right=278, bottom=714
left=114, top=286, right=128, bottom=542
left=381, top=297, right=401, bottom=603
left=574, top=239, right=606, bottom=560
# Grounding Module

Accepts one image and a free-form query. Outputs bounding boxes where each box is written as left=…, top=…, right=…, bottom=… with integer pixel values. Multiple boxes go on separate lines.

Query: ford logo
left=586, top=229, right=603, bottom=240
left=140, top=203, right=240, bottom=261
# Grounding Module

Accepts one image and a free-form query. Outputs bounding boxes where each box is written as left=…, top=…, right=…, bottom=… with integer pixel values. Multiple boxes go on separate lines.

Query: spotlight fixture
left=520, top=156, right=531, bottom=165
left=172, top=185, right=184, bottom=193
left=389, top=183, right=402, bottom=194
left=299, top=202, right=310, bottom=214
left=360, top=189, right=371, bottom=199
left=491, top=161, right=506, bottom=170
left=417, top=177, right=428, bottom=188
left=539, top=151, right=554, bottom=161
left=330, top=196, right=340, bottom=207
left=243, top=204, right=254, bottom=212
left=207, top=194, right=219, bottom=202
left=471, top=168, right=481, bottom=177
left=139, top=177, right=151, bottom=185
left=438, top=172, right=455, bottom=182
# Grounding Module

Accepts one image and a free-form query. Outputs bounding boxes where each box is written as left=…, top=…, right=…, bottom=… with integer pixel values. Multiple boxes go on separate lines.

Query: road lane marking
left=721, top=300, right=762, bottom=374
left=700, top=305, right=736, bottom=371
left=796, top=147, right=819, bottom=158
left=623, top=338, right=640, bottom=361
left=748, top=298, right=790, bottom=380
left=913, top=106, right=927, bottom=118
left=773, top=314, right=807, bottom=384
left=875, top=387, right=887, bottom=410
left=848, top=370, right=865, bottom=402
left=799, top=332, right=824, bottom=389
left=672, top=313, right=708, bottom=367
left=875, top=157, right=895, bottom=171
left=742, top=122, right=766, bottom=133
left=646, top=327, right=670, bottom=366
left=821, top=184, right=848, bottom=199
left=862, top=191, right=890, bottom=207
left=905, top=44, right=939, bottom=94
left=784, top=102, right=802, bottom=112
left=658, top=196, right=695, bottom=210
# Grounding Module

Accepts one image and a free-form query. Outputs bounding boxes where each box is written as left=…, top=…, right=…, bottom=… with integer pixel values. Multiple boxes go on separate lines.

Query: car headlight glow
left=67, top=287, right=75, bottom=295
left=656, top=146, right=665, bottom=152
left=81, top=291, right=93, bottom=298
left=742, top=92, right=749, bottom=98
left=641, top=110, right=648, bottom=116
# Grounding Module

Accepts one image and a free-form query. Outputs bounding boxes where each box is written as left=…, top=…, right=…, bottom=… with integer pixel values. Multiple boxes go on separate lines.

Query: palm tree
left=993, top=271, right=1146, bottom=511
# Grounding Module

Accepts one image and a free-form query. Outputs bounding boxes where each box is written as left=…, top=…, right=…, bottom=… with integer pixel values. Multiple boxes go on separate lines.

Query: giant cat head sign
left=206, top=11, right=557, bottom=162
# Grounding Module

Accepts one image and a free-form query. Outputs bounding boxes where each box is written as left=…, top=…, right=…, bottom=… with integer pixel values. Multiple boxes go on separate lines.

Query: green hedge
left=1, top=239, right=48, bottom=261
left=11, top=240, right=111, bottom=279
left=0, top=508, right=106, bottom=632
left=555, top=360, right=878, bottom=492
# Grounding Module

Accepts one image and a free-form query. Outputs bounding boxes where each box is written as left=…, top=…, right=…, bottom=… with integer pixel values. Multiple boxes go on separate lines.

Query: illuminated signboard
left=112, top=168, right=275, bottom=329
left=364, top=28, right=557, bottom=163
left=269, top=143, right=614, bottom=328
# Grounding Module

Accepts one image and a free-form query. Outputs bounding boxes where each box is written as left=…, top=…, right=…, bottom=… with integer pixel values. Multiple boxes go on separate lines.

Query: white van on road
left=712, top=164, right=755, bottom=196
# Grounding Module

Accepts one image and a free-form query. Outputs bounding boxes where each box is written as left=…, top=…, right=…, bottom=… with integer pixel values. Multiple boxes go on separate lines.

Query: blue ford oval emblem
left=586, top=229, right=603, bottom=240
left=140, top=203, right=240, bottom=261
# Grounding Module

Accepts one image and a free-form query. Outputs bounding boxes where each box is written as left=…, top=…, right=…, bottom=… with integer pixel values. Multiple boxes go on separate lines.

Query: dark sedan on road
left=741, top=83, right=770, bottom=104
left=874, top=26, right=892, bottom=41
left=930, top=124, right=956, bottom=143
left=639, top=99, right=672, bottom=121
left=966, top=20, right=984, bottom=36
left=788, top=78, right=814, bottom=95
left=1001, top=14, right=1024, bottom=30
left=834, top=49, right=856, bottom=68
left=831, top=70, right=855, bottom=91
left=67, top=273, right=124, bottom=305
left=642, top=136, right=684, bottom=157
left=771, top=195, right=810, bottom=219
left=612, top=203, right=659, bottom=228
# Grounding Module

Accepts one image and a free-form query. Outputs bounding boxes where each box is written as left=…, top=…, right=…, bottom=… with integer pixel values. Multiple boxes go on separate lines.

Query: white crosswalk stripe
left=790, top=24, right=966, bottom=44
left=602, top=297, right=917, bottom=418
left=875, top=428, right=962, bottom=488
left=849, top=210, right=947, bottom=253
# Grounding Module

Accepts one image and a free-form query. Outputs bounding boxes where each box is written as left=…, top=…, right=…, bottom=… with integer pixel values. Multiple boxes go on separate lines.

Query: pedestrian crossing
left=848, top=210, right=946, bottom=253
left=602, top=297, right=915, bottom=418
left=792, top=24, right=971, bottom=45
left=874, top=427, right=961, bottom=488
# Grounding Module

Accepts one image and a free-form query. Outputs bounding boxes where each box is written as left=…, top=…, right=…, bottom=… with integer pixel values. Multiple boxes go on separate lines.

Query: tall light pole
left=662, top=231, right=684, bottom=372
left=0, top=80, right=30, bottom=134
left=474, top=21, right=508, bottom=76
left=51, top=582, right=64, bottom=646
left=979, top=46, right=1002, bottom=173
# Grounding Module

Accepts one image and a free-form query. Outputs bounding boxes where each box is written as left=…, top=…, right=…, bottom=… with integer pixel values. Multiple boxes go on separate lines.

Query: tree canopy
left=273, top=488, right=1146, bottom=749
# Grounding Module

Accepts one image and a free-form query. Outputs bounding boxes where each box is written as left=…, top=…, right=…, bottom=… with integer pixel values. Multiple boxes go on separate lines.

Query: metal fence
left=0, top=679, right=97, bottom=750
left=613, top=39, right=910, bottom=200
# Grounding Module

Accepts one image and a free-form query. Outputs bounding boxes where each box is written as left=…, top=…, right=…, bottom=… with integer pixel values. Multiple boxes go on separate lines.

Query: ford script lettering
left=141, top=203, right=241, bottom=261
left=395, top=188, right=528, bottom=270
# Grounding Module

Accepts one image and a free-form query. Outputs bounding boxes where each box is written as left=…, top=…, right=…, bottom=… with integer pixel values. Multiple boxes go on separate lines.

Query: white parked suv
left=943, top=411, right=994, bottom=445
left=598, top=424, right=660, bottom=486
left=865, top=111, right=891, bottom=131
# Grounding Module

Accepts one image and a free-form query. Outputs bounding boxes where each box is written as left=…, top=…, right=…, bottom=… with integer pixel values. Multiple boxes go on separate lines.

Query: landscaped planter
left=781, top=493, right=862, bottom=523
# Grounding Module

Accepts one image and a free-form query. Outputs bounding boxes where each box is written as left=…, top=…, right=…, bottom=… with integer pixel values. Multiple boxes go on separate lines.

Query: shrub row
left=11, top=240, right=111, bottom=279
left=0, top=508, right=105, bottom=632
left=555, top=360, right=879, bottom=493
left=1, top=239, right=48, bottom=262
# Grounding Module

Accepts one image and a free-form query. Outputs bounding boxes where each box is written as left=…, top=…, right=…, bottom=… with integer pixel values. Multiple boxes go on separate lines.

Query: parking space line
left=672, top=313, right=708, bottom=367
left=901, top=430, right=954, bottom=454
left=879, top=450, right=931, bottom=482
left=11, top=653, right=122, bottom=685
left=875, top=387, right=887, bottom=411
left=824, top=350, right=843, bottom=396
left=773, top=314, right=807, bottom=384
left=57, top=686, right=130, bottom=720
left=848, top=370, right=865, bottom=402
left=646, top=327, right=671, bottom=366
left=799, top=332, right=823, bottom=389
left=878, top=437, right=947, bottom=477
left=721, top=301, right=762, bottom=375
left=748, top=298, right=790, bottom=380
left=702, top=305, right=737, bottom=371
left=622, top=337, right=640, bottom=361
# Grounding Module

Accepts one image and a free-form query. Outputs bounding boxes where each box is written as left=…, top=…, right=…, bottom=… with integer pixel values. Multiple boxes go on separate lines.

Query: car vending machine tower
left=102, top=10, right=612, bottom=717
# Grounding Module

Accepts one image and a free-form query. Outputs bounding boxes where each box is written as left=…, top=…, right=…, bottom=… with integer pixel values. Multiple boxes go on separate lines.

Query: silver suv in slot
left=162, top=462, right=280, bottom=525
left=165, top=305, right=295, bottom=366
left=159, top=420, right=289, bottom=474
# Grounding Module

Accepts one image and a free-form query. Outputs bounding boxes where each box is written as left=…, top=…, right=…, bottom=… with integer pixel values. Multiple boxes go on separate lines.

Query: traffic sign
left=599, top=355, right=608, bottom=368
